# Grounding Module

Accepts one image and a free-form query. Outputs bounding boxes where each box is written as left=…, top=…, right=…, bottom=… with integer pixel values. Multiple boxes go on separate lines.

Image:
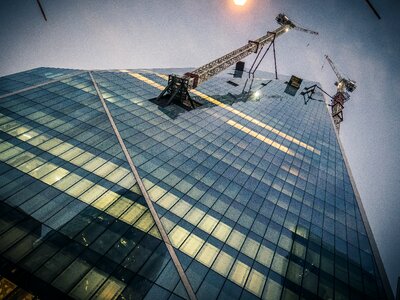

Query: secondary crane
left=324, top=55, right=357, bottom=131
left=156, top=13, right=318, bottom=109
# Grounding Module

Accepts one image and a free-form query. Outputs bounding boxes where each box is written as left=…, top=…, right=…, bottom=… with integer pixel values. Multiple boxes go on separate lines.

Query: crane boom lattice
left=325, top=55, right=342, bottom=82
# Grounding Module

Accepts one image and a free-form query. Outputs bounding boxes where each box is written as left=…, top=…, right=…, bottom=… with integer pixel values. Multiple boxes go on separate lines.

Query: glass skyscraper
left=0, top=67, right=393, bottom=299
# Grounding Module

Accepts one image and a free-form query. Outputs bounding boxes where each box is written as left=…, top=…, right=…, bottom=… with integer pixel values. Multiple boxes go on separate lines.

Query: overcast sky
left=0, top=0, right=399, bottom=293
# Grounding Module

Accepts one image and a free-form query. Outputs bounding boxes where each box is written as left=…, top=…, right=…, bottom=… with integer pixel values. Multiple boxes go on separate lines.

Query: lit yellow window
left=248, top=131, right=258, bottom=138
left=1, top=147, right=24, bottom=161
left=94, top=162, right=118, bottom=177
left=160, top=217, right=176, bottom=233
left=92, top=191, right=120, bottom=210
left=30, top=162, right=58, bottom=179
left=256, top=244, right=274, bottom=267
left=0, top=277, right=17, bottom=298
left=82, top=157, right=106, bottom=172
left=120, top=203, right=146, bottom=225
left=148, top=225, right=161, bottom=239
left=59, top=147, right=84, bottom=161
left=226, top=230, right=246, bottom=250
left=79, top=184, right=108, bottom=205
left=70, top=152, right=95, bottom=166
left=198, top=214, right=218, bottom=233
left=69, top=268, right=107, bottom=299
left=272, top=142, right=280, bottom=149
left=289, top=167, right=299, bottom=176
left=212, top=251, right=234, bottom=277
left=92, top=277, right=126, bottom=300
left=6, top=152, right=35, bottom=168
left=0, top=120, right=19, bottom=131
left=180, top=234, right=204, bottom=257
left=292, top=242, right=306, bottom=259
left=271, top=253, right=289, bottom=277
left=67, top=178, right=95, bottom=198
left=148, top=185, right=167, bottom=201
left=184, top=207, right=205, bottom=226
left=41, top=168, right=70, bottom=185
left=171, top=200, right=192, bottom=218
left=241, top=238, right=260, bottom=259
left=262, top=278, right=282, bottom=300
left=134, top=211, right=154, bottom=232
left=242, top=127, right=251, bottom=134
left=48, top=143, right=73, bottom=156
left=40, top=138, right=62, bottom=151
left=7, top=126, right=30, bottom=137
left=196, top=243, right=219, bottom=267
left=278, top=235, right=293, bottom=252
left=53, top=172, right=82, bottom=190
left=29, top=134, right=49, bottom=146
left=0, top=141, right=13, bottom=153
left=0, top=113, right=11, bottom=121
left=37, top=115, right=56, bottom=124
left=143, top=178, right=155, bottom=190
left=246, top=269, right=266, bottom=298
left=157, top=193, right=179, bottom=210
left=118, top=174, right=135, bottom=190
left=106, top=197, right=133, bottom=218
left=130, top=183, right=141, bottom=195
left=211, top=222, right=232, bottom=242
left=168, top=226, right=190, bottom=248
left=296, top=226, right=309, bottom=239
left=106, top=167, right=130, bottom=184
left=229, top=260, right=250, bottom=287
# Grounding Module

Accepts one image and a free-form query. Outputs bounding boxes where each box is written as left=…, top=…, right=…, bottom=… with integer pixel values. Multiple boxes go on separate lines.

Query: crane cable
left=292, top=19, right=318, bottom=47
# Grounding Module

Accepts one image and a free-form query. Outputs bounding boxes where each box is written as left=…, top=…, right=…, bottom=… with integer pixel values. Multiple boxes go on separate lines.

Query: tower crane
left=324, top=55, right=357, bottom=131
left=156, top=14, right=318, bottom=109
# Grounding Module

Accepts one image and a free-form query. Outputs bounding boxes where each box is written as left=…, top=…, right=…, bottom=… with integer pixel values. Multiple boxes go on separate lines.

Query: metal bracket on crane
left=155, top=75, right=201, bottom=111
left=248, top=32, right=278, bottom=79
left=300, top=84, right=332, bottom=105
left=248, top=40, right=261, bottom=53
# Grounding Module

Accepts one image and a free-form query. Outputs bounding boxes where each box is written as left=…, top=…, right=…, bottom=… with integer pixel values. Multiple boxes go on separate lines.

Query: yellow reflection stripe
left=2, top=109, right=299, bottom=205
left=0, top=112, right=304, bottom=265
left=1, top=111, right=310, bottom=297
left=0, top=112, right=294, bottom=275
left=0, top=113, right=134, bottom=191
left=0, top=138, right=268, bottom=298
left=0, top=139, right=161, bottom=237
left=119, top=71, right=320, bottom=155
left=0, top=96, right=276, bottom=297
left=0, top=114, right=268, bottom=297
left=227, top=119, right=296, bottom=156
left=123, top=72, right=166, bottom=91
left=190, top=89, right=320, bottom=155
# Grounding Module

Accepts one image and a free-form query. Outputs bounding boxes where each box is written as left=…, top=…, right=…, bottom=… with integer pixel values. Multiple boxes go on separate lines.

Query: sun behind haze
left=233, top=0, right=247, bottom=6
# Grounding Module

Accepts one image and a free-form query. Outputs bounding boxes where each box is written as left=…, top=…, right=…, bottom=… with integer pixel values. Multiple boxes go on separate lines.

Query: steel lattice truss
left=190, top=27, right=287, bottom=88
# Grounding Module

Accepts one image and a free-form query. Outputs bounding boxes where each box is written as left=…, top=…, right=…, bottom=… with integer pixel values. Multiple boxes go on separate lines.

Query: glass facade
left=0, top=67, right=391, bottom=299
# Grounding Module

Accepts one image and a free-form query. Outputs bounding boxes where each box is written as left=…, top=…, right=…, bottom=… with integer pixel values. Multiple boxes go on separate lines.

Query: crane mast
left=324, top=55, right=357, bottom=131
left=157, top=14, right=317, bottom=109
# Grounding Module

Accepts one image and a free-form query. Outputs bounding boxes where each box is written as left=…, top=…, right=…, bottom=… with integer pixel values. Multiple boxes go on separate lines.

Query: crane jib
left=155, top=14, right=318, bottom=111
left=191, top=26, right=288, bottom=85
